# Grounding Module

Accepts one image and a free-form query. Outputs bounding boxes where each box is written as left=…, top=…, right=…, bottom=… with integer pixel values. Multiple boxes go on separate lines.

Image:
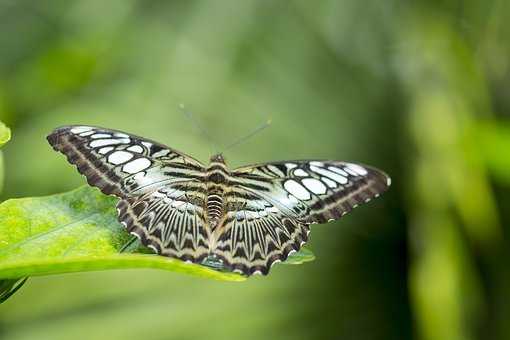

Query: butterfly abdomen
left=206, top=191, right=224, bottom=226
left=205, top=158, right=230, bottom=228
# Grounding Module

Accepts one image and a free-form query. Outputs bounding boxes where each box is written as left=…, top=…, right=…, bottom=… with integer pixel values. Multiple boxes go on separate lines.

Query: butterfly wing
left=211, top=160, right=390, bottom=275
left=47, top=125, right=206, bottom=198
left=116, top=181, right=211, bottom=262
left=48, top=125, right=211, bottom=263
left=231, top=160, right=391, bottom=224
left=213, top=188, right=309, bottom=275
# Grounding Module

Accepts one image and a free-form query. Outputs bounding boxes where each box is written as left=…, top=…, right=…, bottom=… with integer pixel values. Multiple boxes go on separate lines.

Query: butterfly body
left=205, top=155, right=229, bottom=229
left=48, top=125, right=390, bottom=276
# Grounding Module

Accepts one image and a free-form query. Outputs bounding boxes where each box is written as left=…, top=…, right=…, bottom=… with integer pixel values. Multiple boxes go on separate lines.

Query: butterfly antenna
left=222, top=118, right=272, bottom=152
left=179, top=104, right=221, bottom=152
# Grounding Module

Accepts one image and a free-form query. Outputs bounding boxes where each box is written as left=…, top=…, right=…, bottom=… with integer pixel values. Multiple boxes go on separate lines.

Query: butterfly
left=47, top=125, right=391, bottom=276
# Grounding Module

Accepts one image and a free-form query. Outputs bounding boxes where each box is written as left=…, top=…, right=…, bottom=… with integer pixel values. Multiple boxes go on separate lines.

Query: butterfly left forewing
left=47, top=125, right=206, bottom=198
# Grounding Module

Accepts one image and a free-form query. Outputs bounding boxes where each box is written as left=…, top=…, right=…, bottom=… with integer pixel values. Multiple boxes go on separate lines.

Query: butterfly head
left=210, top=153, right=226, bottom=164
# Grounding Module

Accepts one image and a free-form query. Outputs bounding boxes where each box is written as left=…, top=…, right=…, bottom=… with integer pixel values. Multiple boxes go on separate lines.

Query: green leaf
left=0, top=120, right=10, bottom=193
left=0, top=151, right=4, bottom=194
left=0, top=278, right=28, bottom=303
left=285, top=247, right=315, bottom=265
left=0, top=121, right=10, bottom=148
left=0, top=186, right=314, bottom=282
left=0, top=186, right=243, bottom=282
left=0, top=119, right=21, bottom=303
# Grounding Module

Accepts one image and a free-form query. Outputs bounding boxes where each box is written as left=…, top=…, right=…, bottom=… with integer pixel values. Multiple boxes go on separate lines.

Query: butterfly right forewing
left=232, top=160, right=390, bottom=224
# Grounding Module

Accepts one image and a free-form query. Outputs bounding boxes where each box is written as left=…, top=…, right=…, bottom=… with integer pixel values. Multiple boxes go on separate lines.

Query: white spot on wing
left=235, top=211, right=245, bottom=220
left=310, top=165, right=348, bottom=184
left=90, top=138, right=129, bottom=148
left=278, top=195, right=295, bottom=207
left=91, top=133, right=112, bottom=139
left=115, top=133, right=129, bottom=138
left=98, top=146, right=114, bottom=155
left=152, top=149, right=170, bottom=158
left=108, top=151, right=134, bottom=165
left=141, top=141, right=152, bottom=148
left=322, top=177, right=337, bottom=188
left=127, top=145, right=144, bottom=153
left=328, top=166, right=349, bottom=177
left=268, top=165, right=285, bottom=176
left=133, top=172, right=145, bottom=180
left=284, top=180, right=311, bottom=200
left=79, top=130, right=95, bottom=136
left=294, top=169, right=308, bottom=177
left=288, top=194, right=299, bottom=204
left=123, top=158, right=151, bottom=174
left=285, top=163, right=297, bottom=169
left=302, top=178, right=327, bottom=195
left=152, top=191, right=166, bottom=198
left=347, top=163, right=368, bottom=176
left=344, top=168, right=358, bottom=176
left=310, top=161, right=324, bottom=167
left=70, top=126, right=92, bottom=134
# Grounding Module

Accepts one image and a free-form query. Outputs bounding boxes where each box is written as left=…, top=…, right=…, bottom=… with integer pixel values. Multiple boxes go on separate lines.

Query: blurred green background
left=0, top=1, right=509, bottom=339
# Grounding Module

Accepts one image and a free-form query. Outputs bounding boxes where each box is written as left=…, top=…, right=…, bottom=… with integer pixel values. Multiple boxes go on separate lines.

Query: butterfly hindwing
left=116, top=181, right=211, bottom=262
left=47, top=125, right=206, bottom=198
left=232, top=161, right=390, bottom=224
left=213, top=188, right=309, bottom=275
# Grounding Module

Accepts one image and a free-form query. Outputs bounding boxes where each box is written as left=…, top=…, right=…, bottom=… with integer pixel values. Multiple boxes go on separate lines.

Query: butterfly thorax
left=205, top=154, right=229, bottom=229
